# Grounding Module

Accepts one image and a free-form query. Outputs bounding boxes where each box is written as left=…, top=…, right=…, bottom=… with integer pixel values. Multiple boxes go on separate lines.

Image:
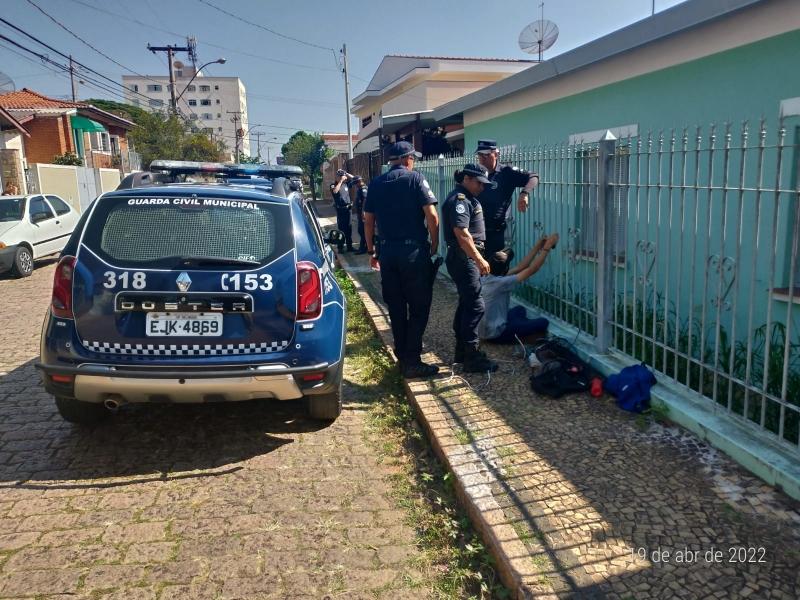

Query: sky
left=0, top=0, right=687, bottom=156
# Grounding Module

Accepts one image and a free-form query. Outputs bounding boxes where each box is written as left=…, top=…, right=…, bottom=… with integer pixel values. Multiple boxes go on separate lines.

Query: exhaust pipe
left=104, top=398, right=122, bottom=412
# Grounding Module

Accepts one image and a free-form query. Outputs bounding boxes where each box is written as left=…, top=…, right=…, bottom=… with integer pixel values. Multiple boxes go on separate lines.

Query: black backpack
left=529, top=337, right=597, bottom=398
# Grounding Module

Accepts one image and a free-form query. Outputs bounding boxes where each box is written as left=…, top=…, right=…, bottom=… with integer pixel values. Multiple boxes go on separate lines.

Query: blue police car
left=37, top=161, right=346, bottom=424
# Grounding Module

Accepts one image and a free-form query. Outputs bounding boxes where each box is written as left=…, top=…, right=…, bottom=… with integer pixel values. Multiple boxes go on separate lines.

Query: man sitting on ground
left=479, top=232, right=559, bottom=344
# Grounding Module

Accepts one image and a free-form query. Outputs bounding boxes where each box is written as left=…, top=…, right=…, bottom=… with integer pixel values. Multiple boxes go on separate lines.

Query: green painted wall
left=453, top=29, right=800, bottom=437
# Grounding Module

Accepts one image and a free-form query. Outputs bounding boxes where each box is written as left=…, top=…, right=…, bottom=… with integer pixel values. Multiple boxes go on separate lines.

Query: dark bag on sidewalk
left=529, top=337, right=597, bottom=398
left=603, top=363, right=657, bottom=413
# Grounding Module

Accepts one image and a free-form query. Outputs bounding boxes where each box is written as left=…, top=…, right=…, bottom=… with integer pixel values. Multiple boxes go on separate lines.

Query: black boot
left=401, top=361, right=438, bottom=378
left=463, top=344, right=498, bottom=373
left=453, top=340, right=465, bottom=364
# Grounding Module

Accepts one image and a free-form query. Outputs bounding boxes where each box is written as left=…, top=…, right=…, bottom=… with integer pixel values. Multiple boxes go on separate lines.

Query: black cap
left=351, top=175, right=363, bottom=183
left=461, top=163, right=497, bottom=188
left=387, top=141, right=422, bottom=160
left=475, top=139, right=498, bottom=154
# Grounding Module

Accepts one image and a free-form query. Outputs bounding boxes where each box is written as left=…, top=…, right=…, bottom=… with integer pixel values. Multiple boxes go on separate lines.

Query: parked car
left=0, top=194, right=79, bottom=277
left=37, top=161, right=346, bottom=424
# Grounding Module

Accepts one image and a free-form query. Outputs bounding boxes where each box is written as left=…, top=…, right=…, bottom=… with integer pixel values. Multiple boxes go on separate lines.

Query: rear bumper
left=36, top=361, right=341, bottom=404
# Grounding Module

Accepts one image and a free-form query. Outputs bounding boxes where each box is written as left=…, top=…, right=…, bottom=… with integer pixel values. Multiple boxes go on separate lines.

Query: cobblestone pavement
left=336, top=241, right=800, bottom=599
left=0, top=263, right=433, bottom=599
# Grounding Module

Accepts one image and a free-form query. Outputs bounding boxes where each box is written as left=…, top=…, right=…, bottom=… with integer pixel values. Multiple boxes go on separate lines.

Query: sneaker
left=463, top=346, right=498, bottom=373
left=401, top=362, right=439, bottom=378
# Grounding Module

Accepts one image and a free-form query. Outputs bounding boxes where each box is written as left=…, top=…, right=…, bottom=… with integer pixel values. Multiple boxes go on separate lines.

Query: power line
left=0, top=33, right=151, bottom=105
left=23, top=0, right=161, bottom=84
left=0, top=19, right=156, bottom=104
left=195, top=0, right=335, bottom=54
left=61, top=0, right=339, bottom=74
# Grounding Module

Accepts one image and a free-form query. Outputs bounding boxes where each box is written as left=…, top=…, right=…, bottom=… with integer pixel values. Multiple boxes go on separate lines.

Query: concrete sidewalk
left=314, top=201, right=800, bottom=599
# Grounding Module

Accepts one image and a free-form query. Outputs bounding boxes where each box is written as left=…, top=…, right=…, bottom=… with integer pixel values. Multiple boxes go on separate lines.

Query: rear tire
left=11, top=246, right=33, bottom=278
left=305, top=379, right=342, bottom=421
left=55, top=396, right=109, bottom=425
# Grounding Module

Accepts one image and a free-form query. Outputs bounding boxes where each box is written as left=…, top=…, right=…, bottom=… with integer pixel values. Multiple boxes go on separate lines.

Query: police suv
left=37, top=161, right=346, bottom=424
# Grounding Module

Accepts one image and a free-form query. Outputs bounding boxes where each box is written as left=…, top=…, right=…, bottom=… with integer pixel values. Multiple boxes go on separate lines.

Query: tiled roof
left=0, top=88, right=83, bottom=110
left=0, top=88, right=135, bottom=129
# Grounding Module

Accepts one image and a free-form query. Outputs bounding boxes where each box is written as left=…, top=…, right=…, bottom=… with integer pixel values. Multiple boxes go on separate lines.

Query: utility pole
left=227, top=111, right=241, bottom=159
left=147, top=43, right=193, bottom=112
left=254, top=130, right=262, bottom=161
left=341, top=44, right=353, bottom=159
left=266, top=145, right=271, bottom=165
left=69, top=55, right=77, bottom=102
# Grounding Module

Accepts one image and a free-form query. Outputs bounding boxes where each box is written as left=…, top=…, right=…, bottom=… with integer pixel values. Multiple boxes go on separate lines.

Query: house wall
left=461, top=28, right=800, bottom=349
left=24, top=115, right=74, bottom=164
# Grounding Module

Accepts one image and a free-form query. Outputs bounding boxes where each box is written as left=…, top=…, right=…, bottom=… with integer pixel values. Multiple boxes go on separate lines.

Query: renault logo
left=176, top=272, right=192, bottom=292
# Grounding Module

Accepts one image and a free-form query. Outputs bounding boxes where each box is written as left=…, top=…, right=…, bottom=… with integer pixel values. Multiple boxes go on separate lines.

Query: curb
left=338, top=255, right=553, bottom=600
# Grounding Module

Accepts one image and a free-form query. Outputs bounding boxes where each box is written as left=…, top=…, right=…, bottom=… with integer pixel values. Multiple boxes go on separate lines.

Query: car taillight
left=51, top=256, right=77, bottom=319
left=297, top=261, right=321, bottom=320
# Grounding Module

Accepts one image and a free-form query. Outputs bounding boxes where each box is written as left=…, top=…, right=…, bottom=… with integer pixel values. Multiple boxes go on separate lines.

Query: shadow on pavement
left=0, top=358, right=330, bottom=487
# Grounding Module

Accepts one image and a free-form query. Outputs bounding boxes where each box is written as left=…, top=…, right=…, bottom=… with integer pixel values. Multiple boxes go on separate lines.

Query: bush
left=52, top=152, right=83, bottom=166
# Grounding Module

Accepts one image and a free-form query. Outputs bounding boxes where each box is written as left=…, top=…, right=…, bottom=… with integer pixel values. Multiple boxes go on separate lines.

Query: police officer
left=442, top=164, right=498, bottom=373
left=330, top=169, right=354, bottom=252
left=351, top=175, right=368, bottom=254
left=363, top=141, right=440, bottom=378
left=475, top=139, right=540, bottom=255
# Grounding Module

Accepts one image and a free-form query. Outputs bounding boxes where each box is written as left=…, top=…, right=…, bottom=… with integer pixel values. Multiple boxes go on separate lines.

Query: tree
left=128, top=111, right=227, bottom=168
left=236, top=152, right=261, bottom=164
left=281, top=131, right=333, bottom=201
left=83, top=98, right=149, bottom=124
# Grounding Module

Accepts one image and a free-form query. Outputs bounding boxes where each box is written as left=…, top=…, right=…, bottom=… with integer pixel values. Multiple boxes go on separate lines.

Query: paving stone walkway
left=329, top=202, right=800, bottom=599
left=0, top=263, right=433, bottom=599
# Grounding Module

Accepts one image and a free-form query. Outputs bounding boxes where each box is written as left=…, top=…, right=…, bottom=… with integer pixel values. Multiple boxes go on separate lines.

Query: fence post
left=595, top=130, right=617, bottom=352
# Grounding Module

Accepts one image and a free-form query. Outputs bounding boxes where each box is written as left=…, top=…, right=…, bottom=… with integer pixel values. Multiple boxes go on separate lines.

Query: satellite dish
left=518, top=19, right=559, bottom=61
left=173, top=60, right=185, bottom=69
left=0, top=71, right=16, bottom=93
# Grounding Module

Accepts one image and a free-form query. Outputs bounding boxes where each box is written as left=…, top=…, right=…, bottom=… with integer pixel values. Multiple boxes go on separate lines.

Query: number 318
left=103, top=271, right=146, bottom=290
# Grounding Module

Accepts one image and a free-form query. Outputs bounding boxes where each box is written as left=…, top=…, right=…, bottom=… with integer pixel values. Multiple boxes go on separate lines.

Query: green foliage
left=128, top=111, right=227, bottom=168
left=83, top=98, right=149, bottom=124
left=236, top=152, right=261, bottom=164
left=52, top=152, right=83, bottom=166
left=280, top=131, right=334, bottom=200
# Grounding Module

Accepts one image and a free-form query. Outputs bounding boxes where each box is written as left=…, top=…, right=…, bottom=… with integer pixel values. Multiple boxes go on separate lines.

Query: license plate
left=145, top=312, right=223, bottom=337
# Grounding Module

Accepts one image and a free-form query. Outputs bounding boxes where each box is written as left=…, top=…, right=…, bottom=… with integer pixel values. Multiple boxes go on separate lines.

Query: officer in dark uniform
left=330, top=169, right=354, bottom=252
left=442, top=164, right=499, bottom=373
left=363, top=141, right=440, bottom=378
left=475, top=139, right=540, bottom=255
left=351, top=176, right=368, bottom=254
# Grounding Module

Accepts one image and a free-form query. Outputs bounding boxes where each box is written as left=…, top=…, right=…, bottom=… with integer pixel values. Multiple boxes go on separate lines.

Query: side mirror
left=326, top=229, right=345, bottom=245
left=30, top=212, right=48, bottom=224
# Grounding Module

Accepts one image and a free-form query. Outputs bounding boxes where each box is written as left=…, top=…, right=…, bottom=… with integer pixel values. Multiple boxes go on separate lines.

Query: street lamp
left=175, top=58, right=227, bottom=103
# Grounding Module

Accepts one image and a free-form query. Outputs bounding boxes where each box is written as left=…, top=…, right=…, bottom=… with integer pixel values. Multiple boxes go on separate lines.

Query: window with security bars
left=575, top=147, right=628, bottom=259
left=87, top=201, right=293, bottom=268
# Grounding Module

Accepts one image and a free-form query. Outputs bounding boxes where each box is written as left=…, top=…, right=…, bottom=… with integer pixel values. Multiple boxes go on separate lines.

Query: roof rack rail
left=149, top=160, right=303, bottom=178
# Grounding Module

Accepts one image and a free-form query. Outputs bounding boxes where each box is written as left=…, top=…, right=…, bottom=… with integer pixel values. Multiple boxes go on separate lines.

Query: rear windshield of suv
left=80, top=195, right=294, bottom=268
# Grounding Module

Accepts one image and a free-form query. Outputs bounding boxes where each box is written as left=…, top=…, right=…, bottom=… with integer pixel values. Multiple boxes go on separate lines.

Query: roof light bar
left=149, top=160, right=303, bottom=178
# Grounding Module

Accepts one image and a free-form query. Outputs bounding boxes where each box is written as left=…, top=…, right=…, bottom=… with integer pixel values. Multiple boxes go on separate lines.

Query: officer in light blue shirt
left=479, top=232, right=559, bottom=344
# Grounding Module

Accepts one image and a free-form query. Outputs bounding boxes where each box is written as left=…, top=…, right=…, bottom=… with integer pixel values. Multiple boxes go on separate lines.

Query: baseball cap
left=387, top=141, right=422, bottom=160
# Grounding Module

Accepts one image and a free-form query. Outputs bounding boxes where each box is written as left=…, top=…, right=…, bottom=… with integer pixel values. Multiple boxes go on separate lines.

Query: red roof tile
left=0, top=88, right=84, bottom=110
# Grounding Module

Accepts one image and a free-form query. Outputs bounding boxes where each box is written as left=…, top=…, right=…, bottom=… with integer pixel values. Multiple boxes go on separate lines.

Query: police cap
left=387, top=141, right=422, bottom=160
left=461, top=163, right=498, bottom=188
left=475, top=139, right=498, bottom=154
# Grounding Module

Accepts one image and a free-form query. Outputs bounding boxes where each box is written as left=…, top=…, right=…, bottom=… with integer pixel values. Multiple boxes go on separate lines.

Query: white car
left=0, top=194, right=79, bottom=278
